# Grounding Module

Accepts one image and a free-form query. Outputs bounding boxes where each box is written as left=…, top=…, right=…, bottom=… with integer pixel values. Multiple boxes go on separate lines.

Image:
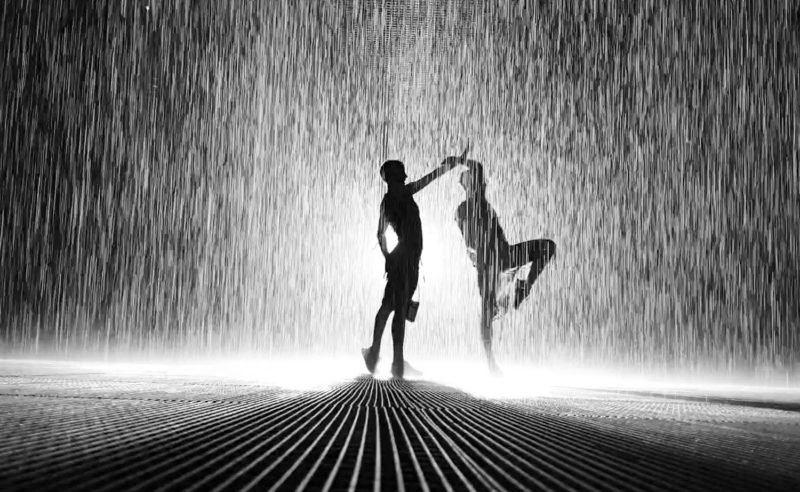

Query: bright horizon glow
left=3, top=357, right=799, bottom=402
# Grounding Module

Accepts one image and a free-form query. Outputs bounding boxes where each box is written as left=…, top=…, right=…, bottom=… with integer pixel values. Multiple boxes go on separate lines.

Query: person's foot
left=361, top=347, right=379, bottom=374
left=391, top=361, right=404, bottom=379
left=488, top=359, right=503, bottom=376
left=403, top=360, right=423, bottom=378
left=486, top=353, right=503, bottom=376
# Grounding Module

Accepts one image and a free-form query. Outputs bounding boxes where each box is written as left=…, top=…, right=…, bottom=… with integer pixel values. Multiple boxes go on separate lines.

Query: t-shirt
left=381, top=188, right=423, bottom=260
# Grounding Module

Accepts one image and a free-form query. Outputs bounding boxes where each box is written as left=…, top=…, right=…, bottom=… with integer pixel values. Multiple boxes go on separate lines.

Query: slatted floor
left=1, top=364, right=800, bottom=491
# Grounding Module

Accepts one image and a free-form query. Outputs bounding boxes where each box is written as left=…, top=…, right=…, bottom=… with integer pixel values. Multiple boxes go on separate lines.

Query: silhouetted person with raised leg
left=363, top=150, right=466, bottom=378
left=455, top=160, right=556, bottom=374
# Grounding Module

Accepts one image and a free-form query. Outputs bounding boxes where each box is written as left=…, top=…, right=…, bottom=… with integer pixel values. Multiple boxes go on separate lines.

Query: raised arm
left=407, top=146, right=470, bottom=195
left=376, top=199, right=390, bottom=258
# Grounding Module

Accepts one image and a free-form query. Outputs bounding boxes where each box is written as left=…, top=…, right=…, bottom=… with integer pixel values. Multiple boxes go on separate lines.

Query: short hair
left=380, top=160, right=407, bottom=182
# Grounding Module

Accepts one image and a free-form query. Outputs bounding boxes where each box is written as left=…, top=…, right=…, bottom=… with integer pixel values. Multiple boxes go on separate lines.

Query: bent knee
left=545, top=239, right=556, bottom=259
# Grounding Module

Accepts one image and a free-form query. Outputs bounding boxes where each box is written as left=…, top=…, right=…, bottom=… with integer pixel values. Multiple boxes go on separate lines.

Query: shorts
left=382, top=254, right=420, bottom=311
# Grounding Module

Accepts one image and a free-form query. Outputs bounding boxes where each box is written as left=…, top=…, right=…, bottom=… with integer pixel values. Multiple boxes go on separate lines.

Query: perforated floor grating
left=1, top=365, right=799, bottom=491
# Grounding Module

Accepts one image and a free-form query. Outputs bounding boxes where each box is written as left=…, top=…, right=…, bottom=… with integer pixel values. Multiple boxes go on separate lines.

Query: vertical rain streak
left=0, top=1, right=797, bottom=374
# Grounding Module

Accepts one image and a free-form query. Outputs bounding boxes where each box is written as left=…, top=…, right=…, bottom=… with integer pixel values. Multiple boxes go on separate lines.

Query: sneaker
left=361, top=347, right=378, bottom=374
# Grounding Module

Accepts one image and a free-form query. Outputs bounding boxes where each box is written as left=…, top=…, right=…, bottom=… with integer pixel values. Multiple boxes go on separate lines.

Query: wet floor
left=2, top=360, right=799, bottom=491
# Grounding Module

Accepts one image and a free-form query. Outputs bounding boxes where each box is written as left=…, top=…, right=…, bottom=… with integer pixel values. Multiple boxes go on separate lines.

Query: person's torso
left=456, top=198, right=508, bottom=268
left=383, top=189, right=423, bottom=257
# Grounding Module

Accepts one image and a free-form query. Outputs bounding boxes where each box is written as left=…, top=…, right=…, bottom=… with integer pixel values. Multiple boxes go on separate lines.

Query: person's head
left=380, top=160, right=407, bottom=184
left=459, top=161, right=486, bottom=197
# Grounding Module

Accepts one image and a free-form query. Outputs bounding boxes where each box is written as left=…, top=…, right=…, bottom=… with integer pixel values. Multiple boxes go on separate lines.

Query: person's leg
left=399, top=261, right=421, bottom=376
left=363, top=283, right=393, bottom=373
left=391, top=303, right=407, bottom=378
left=478, top=266, right=501, bottom=374
left=507, top=239, right=556, bottom=308
left=371, top=291, right=393, bottom=353
left=507, top=238, right=556, bottom=271
left=481, top=292, right=501, bottom=374
left=389, top=262, right=413, bottom=378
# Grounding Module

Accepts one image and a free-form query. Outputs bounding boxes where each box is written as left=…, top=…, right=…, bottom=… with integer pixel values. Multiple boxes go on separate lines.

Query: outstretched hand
left=459, top=142, right=470, bottom=162
left=441, top=143, right=471, bottom=168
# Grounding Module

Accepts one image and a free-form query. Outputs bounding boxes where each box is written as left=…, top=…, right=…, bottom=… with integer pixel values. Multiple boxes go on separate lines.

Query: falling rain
left=1, top=1, right=798, bottom=377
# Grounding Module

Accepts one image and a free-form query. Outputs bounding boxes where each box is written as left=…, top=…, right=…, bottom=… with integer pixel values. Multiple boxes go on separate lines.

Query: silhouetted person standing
left=363, top=150, right=466, bottom=378
left=456, top=160, right=556, bottom=373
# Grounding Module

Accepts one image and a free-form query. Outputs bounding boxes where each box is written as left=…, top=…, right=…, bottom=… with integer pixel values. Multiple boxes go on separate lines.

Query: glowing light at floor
left=7, top=357, right=799, bottom=405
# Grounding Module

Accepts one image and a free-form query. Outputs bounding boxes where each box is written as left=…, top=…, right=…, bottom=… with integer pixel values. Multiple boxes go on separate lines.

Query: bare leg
left=391, top=262, right=418, bottom=379
left=391, top=304, right=407, bottom=378
left=507, top=239, right=556, bottom=308
left=507, top=238, right=556, bottom=271
left=481, top=294, right=501, bottom=374
left=363, top=298, right=392, bottom=374
left=371, top=300, right=392, bottom=353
